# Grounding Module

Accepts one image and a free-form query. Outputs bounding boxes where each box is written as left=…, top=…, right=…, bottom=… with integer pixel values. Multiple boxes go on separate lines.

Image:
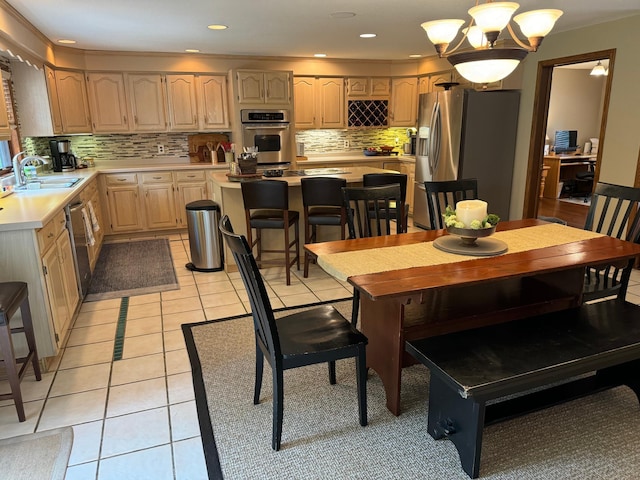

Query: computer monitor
left=554, top=130, right=578, bottom=154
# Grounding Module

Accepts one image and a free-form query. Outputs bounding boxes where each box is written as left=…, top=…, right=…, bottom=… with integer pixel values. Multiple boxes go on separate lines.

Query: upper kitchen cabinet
left=389, top=78, right=418, bottom=127
left=236, top=70, right=291, bottom=105
left=197, top=75, right=229, bottom=130
left=346, top=77, right=390, bottom=97
left=55, top=70, right=93, bottom=134
left=11, top=62, right=92, bottom=136
left=86, top=72, right=130, bottom=133
left=293, top=77, right=345, bottom=129
left=165, top=74, right=199, bottom=131
left=126, top=73, right=167, bottom=132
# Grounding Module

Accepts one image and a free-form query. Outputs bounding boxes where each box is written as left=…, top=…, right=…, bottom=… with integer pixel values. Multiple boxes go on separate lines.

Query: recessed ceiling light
left=185, top=49, right=200, bottom=53
left=330, top=12, right=356, bottom=19
left=207, top=24, right=228, bottom=30
left=57, top=39, right=76, bottom=44
left=314, top=53, right=327, bottom=58
left=360, top=33, right=376, bottom=38
left=409, top=54, right=422, bottom=58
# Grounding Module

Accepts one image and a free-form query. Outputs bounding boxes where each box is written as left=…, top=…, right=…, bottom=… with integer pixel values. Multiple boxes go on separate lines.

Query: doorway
left=522, top=49, right=616, bottom=225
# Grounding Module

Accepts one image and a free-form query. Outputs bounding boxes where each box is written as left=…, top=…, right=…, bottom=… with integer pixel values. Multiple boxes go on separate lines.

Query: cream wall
left=511, top=14, right=640, bottom=218
left=547, top=69, right=606, bottom=149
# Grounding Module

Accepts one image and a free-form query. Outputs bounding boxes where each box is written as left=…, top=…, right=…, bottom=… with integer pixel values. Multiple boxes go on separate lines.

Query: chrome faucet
left=12, top=151, right=49, bottom=187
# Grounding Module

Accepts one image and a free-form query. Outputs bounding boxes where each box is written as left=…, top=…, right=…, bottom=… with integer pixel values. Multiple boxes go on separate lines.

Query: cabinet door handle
left=124, top=116, right=127, bottom=124
left=134, top=115, right=138, bottom=125
left=152, top=176, right=162, bottom=180
left=117, top=178, right=127, bottom=182
left=48, top=232, right=54, bottom=238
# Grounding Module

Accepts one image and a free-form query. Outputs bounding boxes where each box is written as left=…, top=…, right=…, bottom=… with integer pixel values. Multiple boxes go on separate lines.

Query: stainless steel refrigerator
left=412, top=88, right=520, bottom=229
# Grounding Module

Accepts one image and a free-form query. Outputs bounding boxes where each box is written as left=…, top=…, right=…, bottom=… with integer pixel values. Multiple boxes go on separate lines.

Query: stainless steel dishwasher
left=65, top=196, right=92, bottom=298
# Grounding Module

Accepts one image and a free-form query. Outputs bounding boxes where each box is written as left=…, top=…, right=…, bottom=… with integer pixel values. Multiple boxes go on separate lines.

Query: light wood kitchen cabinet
left=237, top=70, right=291, bottom=104
left=197, top=75, right=229, bottom=130
left=346, top=77, right=390, bottom=97
left=293, top=77, right=344, bottom=129
left=175, top=170, right=208, bottom=227
left=86, top=72, right=130, bottom=133
left=45, top=66, right=64, bottom=134
left=390, top=77, right=418, bottom=127
left=55, top=70, right=92, bottom=134
left=9, top=62, right=62, bottom=136
left=381, top=160, right=416, bottom=214
left=142, top=172, right=177, bottom=229
left=126, top=74, right=167, bottom=131
left=39, top=212, right=79, bottom=348
left=166, top=74, right=199, bottom=131
left=103, top=173, right=144, bottom=232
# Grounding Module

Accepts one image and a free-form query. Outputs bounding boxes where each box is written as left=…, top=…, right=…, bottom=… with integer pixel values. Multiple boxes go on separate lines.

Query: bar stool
left=301, top=177, right=347, bottom=277
left=241, top=180, right=300, bottom=286
left=0, top=282, right=42, bottom=422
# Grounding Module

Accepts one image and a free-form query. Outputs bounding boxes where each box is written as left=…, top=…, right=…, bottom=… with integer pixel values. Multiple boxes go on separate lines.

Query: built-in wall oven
left=241, top=109, right=292, bottom=168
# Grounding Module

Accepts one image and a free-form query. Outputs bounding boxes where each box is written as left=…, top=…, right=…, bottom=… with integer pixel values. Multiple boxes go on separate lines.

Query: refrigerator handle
left=427, top=101, right=438, bottom=176
left=431, top=102, right=442, bottom=174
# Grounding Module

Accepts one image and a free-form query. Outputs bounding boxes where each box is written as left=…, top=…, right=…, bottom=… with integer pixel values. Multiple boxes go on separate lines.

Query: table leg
left=360, top=295, right=405, bottom=416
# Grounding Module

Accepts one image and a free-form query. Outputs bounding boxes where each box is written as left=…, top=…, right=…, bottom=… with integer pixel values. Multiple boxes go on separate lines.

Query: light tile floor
left=1, top=231, right=640, bottom=479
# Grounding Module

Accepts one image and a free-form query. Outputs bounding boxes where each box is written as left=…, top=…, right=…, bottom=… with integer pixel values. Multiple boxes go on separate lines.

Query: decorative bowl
left=446, top=224, right=496, bottom=246
left=379, top=145, right=394, bottom=152
left=363, top=149, right=379, bottom=156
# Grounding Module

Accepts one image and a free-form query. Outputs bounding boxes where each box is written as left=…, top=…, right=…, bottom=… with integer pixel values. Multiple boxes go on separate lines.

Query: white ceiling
left=6, top=0, right=640, bottom=60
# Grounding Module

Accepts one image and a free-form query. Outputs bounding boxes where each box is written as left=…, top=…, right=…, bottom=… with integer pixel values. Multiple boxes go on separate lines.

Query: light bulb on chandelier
left=421, top=2, right=563, bottom=84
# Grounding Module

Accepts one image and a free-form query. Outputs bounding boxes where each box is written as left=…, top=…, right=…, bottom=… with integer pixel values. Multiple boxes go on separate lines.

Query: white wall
left=511, top=15, right=640, bottom=218
left=547, top=68, right=606, bottom=150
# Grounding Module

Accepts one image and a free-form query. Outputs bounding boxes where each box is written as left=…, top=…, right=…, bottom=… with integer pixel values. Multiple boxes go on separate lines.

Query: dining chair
left=300, top=177, right=347, bottom=278
left=582, top=182, right=640, bottom=302
left=342, top=184, right=403, bottom=325
left=218, top=215, right=368, bottom=451
left=363, top=173, right=409, bottom=232
left=241, top=179, right=300, bottom=285
left=424, top=179, right=479, bottom=229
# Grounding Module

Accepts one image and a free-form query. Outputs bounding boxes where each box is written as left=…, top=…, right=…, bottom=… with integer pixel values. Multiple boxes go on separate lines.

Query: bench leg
left=427, top=374, right=485, bottom=479
left=596, top=359, right=640, bottom=403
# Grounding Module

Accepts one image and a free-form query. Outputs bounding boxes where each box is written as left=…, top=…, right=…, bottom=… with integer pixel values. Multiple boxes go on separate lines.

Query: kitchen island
left=210, top=166, right=394, bottom=272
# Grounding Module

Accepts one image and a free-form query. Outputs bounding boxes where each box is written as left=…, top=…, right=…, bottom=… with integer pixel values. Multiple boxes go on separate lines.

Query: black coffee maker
left=49, top=140, right=76, bottom=172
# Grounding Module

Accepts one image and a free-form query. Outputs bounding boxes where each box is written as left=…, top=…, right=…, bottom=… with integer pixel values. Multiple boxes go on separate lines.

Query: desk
left=543, top=154, right=596, bottom=198
left=305, top=219, right=640, bottom=415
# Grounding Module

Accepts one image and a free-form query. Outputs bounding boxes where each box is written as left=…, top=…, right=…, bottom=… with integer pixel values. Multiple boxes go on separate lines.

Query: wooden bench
left=405, top=299, right=640, bottom=479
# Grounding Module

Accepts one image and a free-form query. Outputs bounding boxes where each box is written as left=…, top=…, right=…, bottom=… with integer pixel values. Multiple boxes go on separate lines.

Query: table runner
left=317, top=223, right=603, bottom=281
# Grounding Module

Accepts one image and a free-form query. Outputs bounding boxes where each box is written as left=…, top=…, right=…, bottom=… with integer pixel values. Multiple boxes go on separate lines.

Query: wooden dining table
left=305, top=219, right=640, bottom=416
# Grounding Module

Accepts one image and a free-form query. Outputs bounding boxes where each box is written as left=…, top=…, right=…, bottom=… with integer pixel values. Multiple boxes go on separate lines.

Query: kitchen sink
left=16, top=177, right=83, bottom=190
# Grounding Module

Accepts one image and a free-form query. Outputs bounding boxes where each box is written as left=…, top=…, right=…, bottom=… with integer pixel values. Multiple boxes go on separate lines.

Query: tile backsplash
left=296, top=128, right=411, bottom=154
left=23, top=127, right=412, bottom=163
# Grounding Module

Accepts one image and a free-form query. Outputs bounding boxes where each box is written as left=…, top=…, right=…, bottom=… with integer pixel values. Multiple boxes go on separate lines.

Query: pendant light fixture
left=421, top=2, right=563, bottom=84
left=590, top=61, right=607, bottom=76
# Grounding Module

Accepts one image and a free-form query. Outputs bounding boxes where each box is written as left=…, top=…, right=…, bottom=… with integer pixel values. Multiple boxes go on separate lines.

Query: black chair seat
left=250, top=210, right=299, bottom=229
left=308, top=206, right=343, bottom=226
left=277, top=306, right=368, bottom=359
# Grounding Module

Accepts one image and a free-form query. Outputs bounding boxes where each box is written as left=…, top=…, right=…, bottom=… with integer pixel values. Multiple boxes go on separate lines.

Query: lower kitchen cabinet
left=105, top=183, right=144, bottom=232
left=101, top=169, right=209, bottom=234
left=381, top=159, right=416, bottom=214
left=41, top=228, right=79, bottom=344
left=38, top=210, right=79, bottom=352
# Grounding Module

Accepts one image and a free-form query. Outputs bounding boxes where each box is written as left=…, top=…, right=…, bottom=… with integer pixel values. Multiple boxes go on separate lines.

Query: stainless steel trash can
left=185, top=200, right=223, bottom=272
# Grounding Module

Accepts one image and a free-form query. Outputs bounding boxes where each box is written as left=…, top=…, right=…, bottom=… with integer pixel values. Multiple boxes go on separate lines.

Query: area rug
left=183, top=300, right=640, bottom=480
left=85, top=239, right=179, bottom=301
left=0, top=427, right=73, bottom=480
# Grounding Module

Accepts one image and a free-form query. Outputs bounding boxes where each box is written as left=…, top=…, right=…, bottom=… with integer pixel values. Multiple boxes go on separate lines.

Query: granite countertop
left=0, top=162, right=229, bottom=232
left=300, top=153, right=415, bottom=165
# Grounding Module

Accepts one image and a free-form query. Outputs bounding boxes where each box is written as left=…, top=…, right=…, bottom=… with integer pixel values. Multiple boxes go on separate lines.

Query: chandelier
left=421, top=2, right=563, bottom=84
